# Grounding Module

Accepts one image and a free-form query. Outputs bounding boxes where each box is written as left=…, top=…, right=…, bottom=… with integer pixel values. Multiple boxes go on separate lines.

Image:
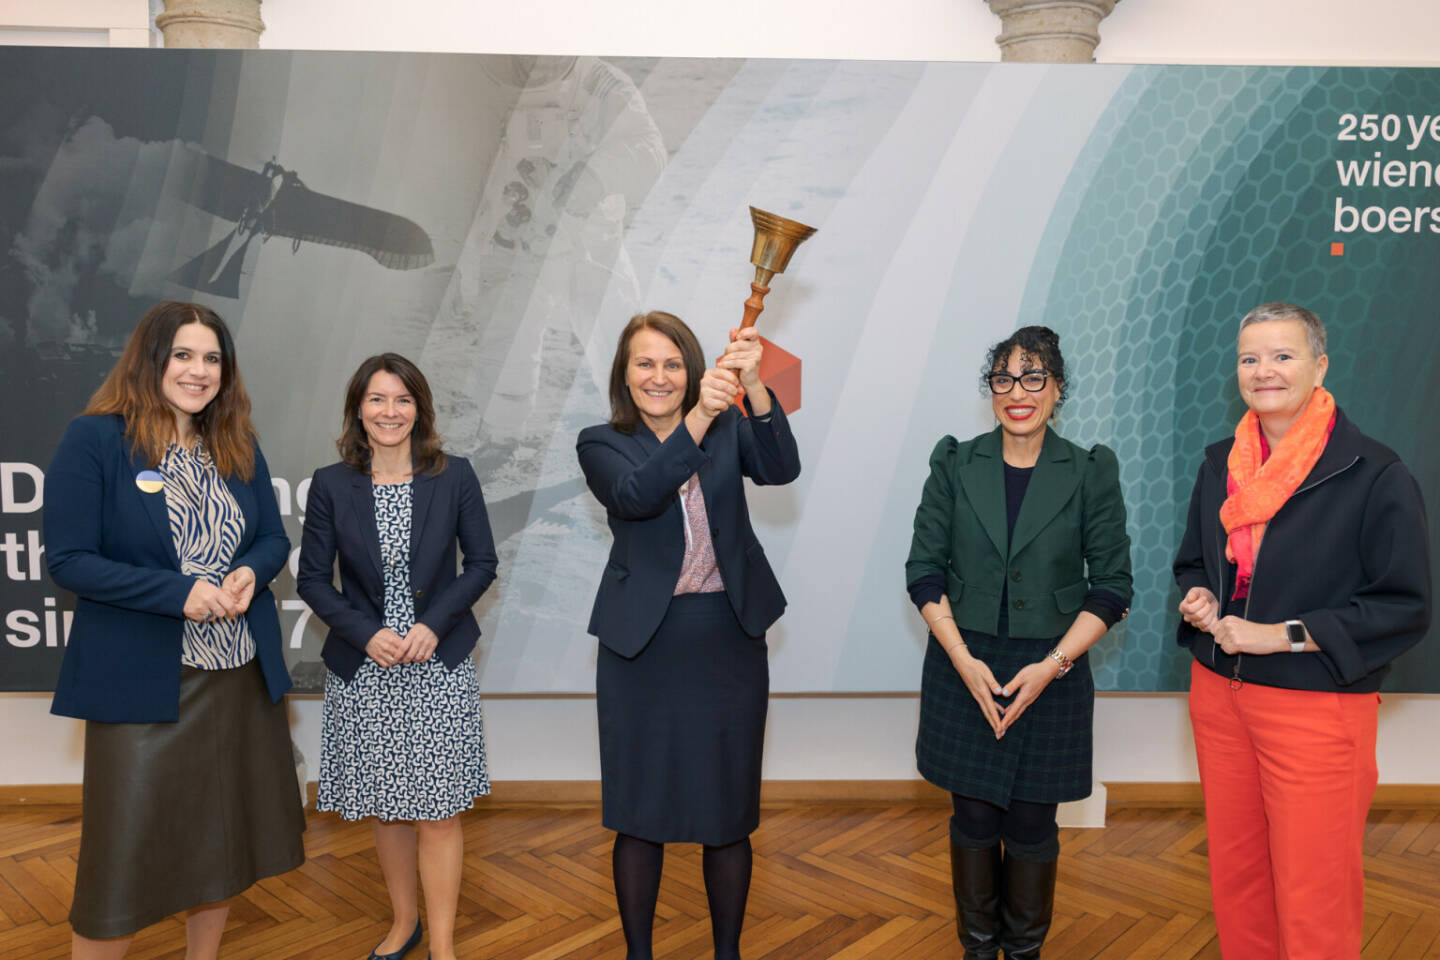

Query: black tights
left=613, top=833, right=664, bottom=960
left=702, top=837, right=752, bottom=960
left=950, top=794, right=1059, bottom=860
left=612, top=833, right=752, bottom=960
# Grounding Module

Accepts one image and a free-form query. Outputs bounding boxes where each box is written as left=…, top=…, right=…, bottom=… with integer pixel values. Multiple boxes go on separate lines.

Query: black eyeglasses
left=987, top=370, right=1049, bottom=394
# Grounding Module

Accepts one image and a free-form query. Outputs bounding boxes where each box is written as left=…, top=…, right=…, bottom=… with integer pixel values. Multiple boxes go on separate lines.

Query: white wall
left=1101, top=0, right=1440, bottom=66
left=4, top=693, right=1437, bottom=794
left=256, top=0, right=1440, bottom=66
left=258, top=0, right=1000, bottom=60
left=0, top=0, right=150, bottom=47
left=1, top=0, right=1437, bottom=796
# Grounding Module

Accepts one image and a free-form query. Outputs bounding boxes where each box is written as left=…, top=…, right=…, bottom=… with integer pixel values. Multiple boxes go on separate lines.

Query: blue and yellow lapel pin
left=135, top=470, right=165, bottom=494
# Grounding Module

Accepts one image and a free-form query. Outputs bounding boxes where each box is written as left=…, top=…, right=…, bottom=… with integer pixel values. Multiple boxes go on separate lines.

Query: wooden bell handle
left=740, top=281, right=770, bottom=329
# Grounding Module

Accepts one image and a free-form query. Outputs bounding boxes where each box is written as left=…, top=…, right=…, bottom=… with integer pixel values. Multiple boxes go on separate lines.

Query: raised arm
left=577, top=426, right=710, bottom=520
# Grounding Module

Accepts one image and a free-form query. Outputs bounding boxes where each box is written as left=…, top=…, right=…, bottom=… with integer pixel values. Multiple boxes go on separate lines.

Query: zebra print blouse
left=161, top=442, right=256, bottom=669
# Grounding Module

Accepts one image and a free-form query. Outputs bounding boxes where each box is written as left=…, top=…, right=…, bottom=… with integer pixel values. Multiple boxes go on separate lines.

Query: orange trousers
left=1188, top=659, right=1379, bottom=960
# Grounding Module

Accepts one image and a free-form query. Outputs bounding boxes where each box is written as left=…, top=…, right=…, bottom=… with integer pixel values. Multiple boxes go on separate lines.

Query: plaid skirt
left=916, top=631, right=1094, bottom=808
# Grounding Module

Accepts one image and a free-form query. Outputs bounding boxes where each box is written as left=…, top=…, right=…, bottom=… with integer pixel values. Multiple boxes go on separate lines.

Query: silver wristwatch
left=1285, top=619, right=1306, bottom=653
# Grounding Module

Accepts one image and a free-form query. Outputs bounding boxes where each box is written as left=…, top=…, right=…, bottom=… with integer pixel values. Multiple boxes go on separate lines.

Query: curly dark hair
left=979, top=325, right=1069, bottom=408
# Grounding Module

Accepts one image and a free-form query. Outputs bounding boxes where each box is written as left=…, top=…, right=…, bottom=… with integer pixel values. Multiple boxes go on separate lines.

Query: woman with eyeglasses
left=905, top=325, right=1132, bottom=960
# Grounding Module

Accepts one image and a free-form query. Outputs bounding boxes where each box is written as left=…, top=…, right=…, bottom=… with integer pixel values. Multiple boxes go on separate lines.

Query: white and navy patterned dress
left=160, top=442, right=254, bottom=667
left=317, top=480, right=491, bottom=821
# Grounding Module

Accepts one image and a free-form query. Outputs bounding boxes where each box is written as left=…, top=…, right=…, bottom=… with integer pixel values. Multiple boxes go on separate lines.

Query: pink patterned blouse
left=673, top=474, right=725, bottom=595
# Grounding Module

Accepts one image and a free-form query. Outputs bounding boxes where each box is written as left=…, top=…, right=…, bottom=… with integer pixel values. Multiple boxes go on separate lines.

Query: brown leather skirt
left=70, top=661, right=306, bottom=939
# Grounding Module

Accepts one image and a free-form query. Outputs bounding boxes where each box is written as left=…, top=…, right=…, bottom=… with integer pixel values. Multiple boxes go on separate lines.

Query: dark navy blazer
left=296, top=456, right=498, bottom=682
left=577, top=393, right=801, bottom=658
left=45, top=414, right=292, bottom=723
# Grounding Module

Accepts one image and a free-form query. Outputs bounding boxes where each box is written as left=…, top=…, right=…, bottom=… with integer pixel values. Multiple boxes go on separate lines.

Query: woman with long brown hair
left=44, top=301, right=304, bottom=960
left=298, top=353, right=498, bottom=960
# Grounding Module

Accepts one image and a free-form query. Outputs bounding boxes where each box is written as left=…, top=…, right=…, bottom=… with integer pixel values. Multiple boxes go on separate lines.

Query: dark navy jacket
left=45, top=414, right=292, bottom=722
left=296, top=457, right=497, bottom=682
left=1174, top=408, right=1431, bottom=693
left=577, top=393, right=801, bottom=658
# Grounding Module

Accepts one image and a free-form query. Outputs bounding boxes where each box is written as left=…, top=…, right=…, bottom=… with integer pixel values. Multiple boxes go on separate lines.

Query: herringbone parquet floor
left=0, top=800, right=1437, bottom=959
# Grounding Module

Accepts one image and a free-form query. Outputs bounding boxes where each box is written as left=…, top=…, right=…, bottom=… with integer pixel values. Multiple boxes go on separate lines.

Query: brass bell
left=741, top=206, right=816, bottom=329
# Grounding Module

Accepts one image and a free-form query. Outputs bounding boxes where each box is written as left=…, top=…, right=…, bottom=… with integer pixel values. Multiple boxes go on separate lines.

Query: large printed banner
left=1, top=51, right=1437, bottom=693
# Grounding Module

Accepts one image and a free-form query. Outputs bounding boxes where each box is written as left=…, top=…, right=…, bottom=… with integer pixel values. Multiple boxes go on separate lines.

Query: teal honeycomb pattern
left=1018, top=66, right=1440, bottom=692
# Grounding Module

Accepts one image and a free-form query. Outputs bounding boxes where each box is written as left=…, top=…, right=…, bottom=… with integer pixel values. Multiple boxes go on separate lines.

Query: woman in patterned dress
left=45, top=301, right=304, bottom=960
left=298, top=354, right=497, bottom=960
left=905, top=326, right=1132, bottom=960
left=577, top=313, right=801, bottom=960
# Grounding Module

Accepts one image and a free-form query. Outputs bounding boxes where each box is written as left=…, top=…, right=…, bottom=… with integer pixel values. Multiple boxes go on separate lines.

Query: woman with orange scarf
left=1173, top=302, right=1431, bottom=960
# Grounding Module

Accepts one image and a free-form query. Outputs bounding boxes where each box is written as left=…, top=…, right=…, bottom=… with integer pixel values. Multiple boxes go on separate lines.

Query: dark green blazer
left=905, top=426, right=1132, bottom=639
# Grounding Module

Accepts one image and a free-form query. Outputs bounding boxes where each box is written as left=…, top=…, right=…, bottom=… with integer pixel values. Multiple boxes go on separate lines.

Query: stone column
left=986, top=0, right=1118, bottom=63
left=156, top=0, right=264, bottom=48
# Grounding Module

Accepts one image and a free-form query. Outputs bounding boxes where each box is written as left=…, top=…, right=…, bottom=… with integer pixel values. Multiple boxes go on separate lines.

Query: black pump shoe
left=366, top=920, right=422, bottom=960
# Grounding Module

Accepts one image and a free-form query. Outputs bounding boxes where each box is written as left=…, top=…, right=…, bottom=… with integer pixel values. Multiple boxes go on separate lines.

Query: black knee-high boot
left=950, top=838, right=1002, bottom=959
left=998, top=836, right=1058, bottom=960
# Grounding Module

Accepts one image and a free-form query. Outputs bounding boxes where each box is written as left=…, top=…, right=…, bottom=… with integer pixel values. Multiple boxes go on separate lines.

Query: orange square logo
left=1330, top=242, right=1344, bottom=256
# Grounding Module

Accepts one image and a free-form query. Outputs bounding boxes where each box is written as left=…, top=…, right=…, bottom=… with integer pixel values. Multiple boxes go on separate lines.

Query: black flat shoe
left=366, top=920, right=422, bottom=960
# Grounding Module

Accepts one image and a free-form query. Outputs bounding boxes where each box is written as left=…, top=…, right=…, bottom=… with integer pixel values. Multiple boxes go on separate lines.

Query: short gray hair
left=1238, top=302, right=1326, bottom=358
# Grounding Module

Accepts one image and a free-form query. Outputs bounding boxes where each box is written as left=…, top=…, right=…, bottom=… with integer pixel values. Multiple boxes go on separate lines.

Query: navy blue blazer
left=296, top=456, right=498, bottom=682
left=45, top=414, right=292, bottom=723
left=577, top=393, right=801, bottom=658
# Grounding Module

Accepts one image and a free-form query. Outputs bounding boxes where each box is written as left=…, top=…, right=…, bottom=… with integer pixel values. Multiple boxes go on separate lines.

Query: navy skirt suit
left=577, top=393, right=800, bottom=845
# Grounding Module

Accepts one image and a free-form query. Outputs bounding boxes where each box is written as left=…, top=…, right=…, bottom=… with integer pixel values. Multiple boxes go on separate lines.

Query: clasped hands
left=1177, top=586, right=1289, bottom=655
left=182, top=566, right=256, bottom=623
left=950, top=645, right=1061, bottom=740
left=365, top=622, right=440, bottom=668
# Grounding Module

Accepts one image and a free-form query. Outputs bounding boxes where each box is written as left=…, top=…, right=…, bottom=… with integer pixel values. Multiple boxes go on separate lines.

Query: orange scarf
left=1220, top=386, right=1336, bottom=600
